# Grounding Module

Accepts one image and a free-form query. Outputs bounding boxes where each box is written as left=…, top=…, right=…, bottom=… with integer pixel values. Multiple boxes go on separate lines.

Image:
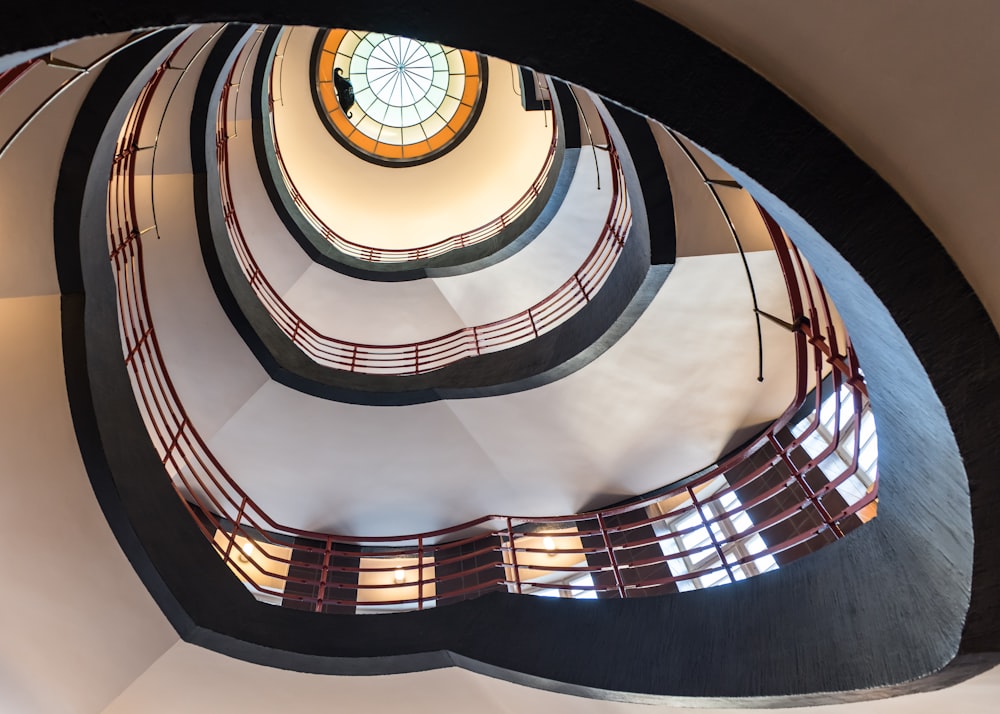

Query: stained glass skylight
left=315, top=30, right=487, bottom=165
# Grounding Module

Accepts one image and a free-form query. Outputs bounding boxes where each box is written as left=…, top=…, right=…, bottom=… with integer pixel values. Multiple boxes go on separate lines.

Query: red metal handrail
left=107, top=33, right=877, bottom=614
left=267, top=40, right=560, bottom=264
left=219, top=40, right=631, bottom=375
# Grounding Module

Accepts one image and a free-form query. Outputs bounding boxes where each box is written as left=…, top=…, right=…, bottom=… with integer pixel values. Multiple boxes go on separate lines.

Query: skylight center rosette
left=315, top=30, right=487, bottom=165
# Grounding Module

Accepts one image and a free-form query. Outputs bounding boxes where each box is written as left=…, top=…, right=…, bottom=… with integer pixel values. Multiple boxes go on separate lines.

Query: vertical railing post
left=506, top=518, right=522, bottom=594
left=224, top=494, right=248, bottom=564
left=688, top=486, right=736, bottom=583
left=596, top=514, right=627, bottom=598
left=418, top=537, right=424, bottom=610
left=315, top=536, right=332, bottom=613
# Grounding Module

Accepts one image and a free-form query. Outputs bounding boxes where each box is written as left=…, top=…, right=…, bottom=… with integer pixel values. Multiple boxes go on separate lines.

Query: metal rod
left=665, top=128, right=765, bottom=382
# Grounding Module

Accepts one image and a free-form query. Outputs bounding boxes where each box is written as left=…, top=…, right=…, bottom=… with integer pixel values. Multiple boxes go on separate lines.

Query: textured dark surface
left=40, top=0, right=999, bottom=704
left=605, top=102, right=675, bottom=264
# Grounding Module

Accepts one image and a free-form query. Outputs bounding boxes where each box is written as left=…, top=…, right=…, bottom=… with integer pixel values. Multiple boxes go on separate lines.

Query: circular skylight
left=365, top=36, right=434, bottom=111
left=315, top=30, right=487, bottom=165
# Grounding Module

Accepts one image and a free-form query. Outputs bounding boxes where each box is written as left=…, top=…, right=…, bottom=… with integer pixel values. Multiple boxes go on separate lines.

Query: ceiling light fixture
left=542, top=536, right=556, bottom=552
left=393, top=568, right=406, bottom=583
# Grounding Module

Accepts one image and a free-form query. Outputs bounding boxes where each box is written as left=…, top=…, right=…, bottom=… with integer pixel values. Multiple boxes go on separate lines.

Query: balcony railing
left=266, top=33, right=560, bottom=264
left=107, top=30, right=876, bottom=614
left=218, top=36, right=631, bottom=375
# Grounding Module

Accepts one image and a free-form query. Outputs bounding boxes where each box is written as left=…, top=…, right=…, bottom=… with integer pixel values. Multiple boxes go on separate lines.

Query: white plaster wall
left=0, top=297, right=178, bottom=714
left=646, top=0, right=1000, bottom=332
left=206, top=250, right=794, bottom=536
left=0, top=44, right=122, bottom=298
left=137, top=26, right=270, bottom=442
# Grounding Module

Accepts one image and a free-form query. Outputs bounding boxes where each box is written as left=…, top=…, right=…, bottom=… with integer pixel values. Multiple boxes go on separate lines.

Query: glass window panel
left=820, top=390, right=840, bottom=430
left=800, top=429, right=829, bottom=459
left=858, top=437, right=879, bottom=478
left=702, top=569, right=731, bottom=588
left=333, top=55, right=351, bottom=76
left=419, top=111, right=447, bottom=138
left=859, top=410, right=876, bottom=444
left=396, top=77, right=417, bottom=107
left=446, top=49, right=465, bottom=74
left=836, top=475, right=868, bottom=505
left=425, top=84, right=447, bottom=108
left=365, top=98, right=390, bottom=124
left=399, top=103, right=421, bottom=127
left=818, top=452, right=848, bottom=480
left=354, top=34, right=379, bottom=60
left=400, top=124, right=426, bottom=146
left=318, top=31, right=485, bottom=162
left=377, top=124, right=403, bottom=146
left=839, top=394, right=856, bottom=430
left=446, top=73, right=465, bottom=100
left=438, top=94, right=460, bottom=121
left=412, top=97, right=438, bottom=125
left=337, top=33, right=361, bottom=57
left=731, top=512, right=753, bottom=533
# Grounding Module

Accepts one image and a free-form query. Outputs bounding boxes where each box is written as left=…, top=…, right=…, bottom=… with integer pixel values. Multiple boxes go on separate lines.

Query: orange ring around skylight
left=314, top=29, right=487, bottom=166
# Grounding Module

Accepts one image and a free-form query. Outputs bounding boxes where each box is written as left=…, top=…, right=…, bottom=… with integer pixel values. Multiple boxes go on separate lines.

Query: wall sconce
left=542, top=535, right=556, bottom=554
left=393, top=568, right=406, bottom=584
left=238, top=540, right=254, bottom=563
